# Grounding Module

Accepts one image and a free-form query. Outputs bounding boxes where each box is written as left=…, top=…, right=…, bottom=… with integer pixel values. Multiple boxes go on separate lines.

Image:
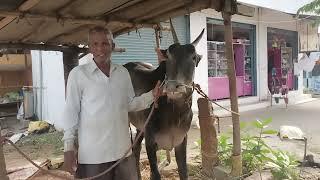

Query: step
left=191, top=98, right=270, bottom=128
left=271, top=92, right=315, bottom=106
left=193, top=96, right=270, bottom=116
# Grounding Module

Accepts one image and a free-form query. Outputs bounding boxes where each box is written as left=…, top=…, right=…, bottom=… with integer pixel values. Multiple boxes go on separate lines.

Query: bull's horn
left=169, top=18, right=179, bottom=44
left=191, top=28, right=205, bottom=46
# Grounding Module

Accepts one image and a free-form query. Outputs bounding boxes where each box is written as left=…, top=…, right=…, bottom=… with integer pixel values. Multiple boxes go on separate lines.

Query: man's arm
left=62, top=69, right=81, bottom=173
left=127, top=49, right=165, bottom=112
left=127, top=75, right=154, bottom=112
left=127, top=76, right=163, bottom=112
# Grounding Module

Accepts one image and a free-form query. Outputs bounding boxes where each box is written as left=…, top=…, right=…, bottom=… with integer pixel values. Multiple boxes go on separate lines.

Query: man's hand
left=62, top=151, right=77, bottom=175
left=152, top=81, right=165, bottom=108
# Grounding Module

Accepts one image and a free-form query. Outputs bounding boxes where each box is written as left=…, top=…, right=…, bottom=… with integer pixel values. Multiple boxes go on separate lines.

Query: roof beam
left=102, top=0, right=142, bottom=16
left=0, top=10, right=157, bottom=27
left=18, top=0, right=41, bottom=11
left=45, top=22, right=158, bottom=44
left=21, top=20, right=48, bottom=42
left=58, top=0, right=89, bottom=15
left=46, top=25, right=90, bottom=43
left=144, top=0, right=210, bottom=23
left=106, top=0, right=170, bottom=21
left=0, top=0, right=40, bottom=30
left=0, top=10, right=107, bottom=25
left=0, top=17, right=15, bottom=30
left=0, top=42, right=126, bottom=53
left=133, top=1, right=185, bottom=21
left=0, top=42, right=88, bottom=53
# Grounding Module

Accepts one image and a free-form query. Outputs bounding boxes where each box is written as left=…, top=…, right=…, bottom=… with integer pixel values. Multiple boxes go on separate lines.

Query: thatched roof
left=0, top=0, right=223, bottom=51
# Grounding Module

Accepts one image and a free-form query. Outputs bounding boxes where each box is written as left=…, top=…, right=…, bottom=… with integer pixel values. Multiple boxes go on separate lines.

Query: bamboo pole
left=197, top=98, right=218, bottom=177
left=222, top=8, right=242, bottom=177
left=155, top=25, right=161, bottom=64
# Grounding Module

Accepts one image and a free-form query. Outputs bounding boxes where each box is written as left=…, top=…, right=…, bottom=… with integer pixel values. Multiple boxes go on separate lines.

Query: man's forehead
left=89, top=32, right=112, bottom=42
left=91, top=31, right=109, bottom=38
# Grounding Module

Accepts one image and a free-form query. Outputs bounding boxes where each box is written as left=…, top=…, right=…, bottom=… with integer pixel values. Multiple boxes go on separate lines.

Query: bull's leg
left=175, top=136, right=188, bottom=180
left=132, top=129, right=144, bottom=180
left=145, top=135, right=161, bottom=180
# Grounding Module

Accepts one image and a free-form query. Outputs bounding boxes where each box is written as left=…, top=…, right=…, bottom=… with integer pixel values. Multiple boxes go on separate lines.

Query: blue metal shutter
left=160, top=15, right=189, bottom=48
left=112, top=16, right=189, bottom=66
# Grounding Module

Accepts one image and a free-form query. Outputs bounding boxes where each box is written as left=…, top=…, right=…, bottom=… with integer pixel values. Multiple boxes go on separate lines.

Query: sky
left=238, top=0, right=314, bottom=14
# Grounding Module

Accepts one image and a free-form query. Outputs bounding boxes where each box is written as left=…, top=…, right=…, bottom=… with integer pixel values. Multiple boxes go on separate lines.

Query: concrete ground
left=138, top=98, right=320, bottom=164
left=211, top=98, right=320, bottom=161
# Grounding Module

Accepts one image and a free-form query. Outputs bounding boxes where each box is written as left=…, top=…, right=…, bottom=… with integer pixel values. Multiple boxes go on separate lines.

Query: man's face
left=89, top=32, right=113, bottom=62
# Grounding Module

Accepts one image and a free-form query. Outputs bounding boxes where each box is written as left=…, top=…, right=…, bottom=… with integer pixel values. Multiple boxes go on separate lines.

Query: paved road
left=216, top=98, right=320, bottom=160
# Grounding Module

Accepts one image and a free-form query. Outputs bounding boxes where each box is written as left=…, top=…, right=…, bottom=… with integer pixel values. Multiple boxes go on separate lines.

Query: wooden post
left=154, top=25, right=162, bottom=64
left=222, top=1, right=242, bottom=176
left=155, top=26, right=161, bottom=48
left=63, top=47, right=80, bottom=86
left=0, top=126, right=9, bottom=180
left=197, top=98, right=218, bottom=177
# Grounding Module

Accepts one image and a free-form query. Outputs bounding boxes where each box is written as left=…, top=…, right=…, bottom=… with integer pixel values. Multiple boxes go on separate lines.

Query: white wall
left=190, top=12, right=208, bottom=111
left=260, top=8, right=299, bottom=31
left=190, top=6, right=306, bottom=105
left=31, top=51, right=65, bottom=126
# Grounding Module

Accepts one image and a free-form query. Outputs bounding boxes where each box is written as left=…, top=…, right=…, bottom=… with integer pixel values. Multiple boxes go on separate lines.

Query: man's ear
left=160, top=49, right=168, bottom=59
left=112, top=42, right=115, bottom=50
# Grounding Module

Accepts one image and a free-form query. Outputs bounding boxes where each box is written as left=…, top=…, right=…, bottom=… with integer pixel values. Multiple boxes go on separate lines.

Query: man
left=62, top=26, right=163, bottom=179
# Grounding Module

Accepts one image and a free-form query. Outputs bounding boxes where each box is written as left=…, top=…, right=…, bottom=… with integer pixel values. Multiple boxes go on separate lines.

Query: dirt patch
left=299, top=167, right=320, bottom=180
left=140, top=159, right=204, bottom=180
left=4, top=131, right=64, bottom=169
left=3, top=128, right=320, bottom=179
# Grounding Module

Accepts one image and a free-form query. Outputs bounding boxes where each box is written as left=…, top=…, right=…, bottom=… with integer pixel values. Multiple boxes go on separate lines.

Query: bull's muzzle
left=164, top=81, right=187, bottom=94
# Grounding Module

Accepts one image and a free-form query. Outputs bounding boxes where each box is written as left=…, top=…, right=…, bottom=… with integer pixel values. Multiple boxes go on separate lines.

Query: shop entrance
left=207, top=18, right=256, bottom=100
left=267, top=28, right=298, bottom=96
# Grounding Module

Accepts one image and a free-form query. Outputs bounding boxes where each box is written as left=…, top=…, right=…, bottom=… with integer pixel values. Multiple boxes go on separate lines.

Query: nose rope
left=163, top=75, right=194, bottom=89
left=193, top=83, right=240, bottom=116
left=162, top=79, right=240, bottom=116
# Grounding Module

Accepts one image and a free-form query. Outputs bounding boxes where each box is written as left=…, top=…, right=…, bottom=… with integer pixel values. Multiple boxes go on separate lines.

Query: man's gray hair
left=88, top=26, right=113, bottom=42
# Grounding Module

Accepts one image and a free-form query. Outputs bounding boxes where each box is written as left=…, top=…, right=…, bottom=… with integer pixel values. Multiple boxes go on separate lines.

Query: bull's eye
left=192, top=55, right=197, bottom=62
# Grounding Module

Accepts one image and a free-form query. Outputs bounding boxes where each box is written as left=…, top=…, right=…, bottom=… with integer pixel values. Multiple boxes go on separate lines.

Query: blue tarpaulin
left=311, top=76, right=320, bottom=94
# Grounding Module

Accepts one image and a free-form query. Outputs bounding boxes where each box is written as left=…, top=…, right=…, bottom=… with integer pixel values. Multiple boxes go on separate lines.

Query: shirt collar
left=88, top=59, right=117, bottom=74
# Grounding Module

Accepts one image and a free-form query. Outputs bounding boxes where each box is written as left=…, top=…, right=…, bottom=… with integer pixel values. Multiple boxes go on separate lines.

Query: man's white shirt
left=62, top=60, right=153, bottom=164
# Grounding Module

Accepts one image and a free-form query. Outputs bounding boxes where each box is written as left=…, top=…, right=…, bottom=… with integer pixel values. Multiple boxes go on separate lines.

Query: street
left=217, top=98, right=320, bottom=160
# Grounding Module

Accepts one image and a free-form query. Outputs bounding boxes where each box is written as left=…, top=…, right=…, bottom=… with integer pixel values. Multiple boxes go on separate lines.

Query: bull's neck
left=168, top=93, right=193, bottom=110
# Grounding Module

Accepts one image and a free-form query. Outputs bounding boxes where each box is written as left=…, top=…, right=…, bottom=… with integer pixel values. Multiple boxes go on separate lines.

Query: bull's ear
left=195, top=54, right=202, bottom=67
left=160, top=49, right=168, bottom=59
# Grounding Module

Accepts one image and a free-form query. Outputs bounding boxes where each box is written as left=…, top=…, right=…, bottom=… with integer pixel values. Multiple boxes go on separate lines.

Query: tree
left=297, top=0, right=320, bottom=15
